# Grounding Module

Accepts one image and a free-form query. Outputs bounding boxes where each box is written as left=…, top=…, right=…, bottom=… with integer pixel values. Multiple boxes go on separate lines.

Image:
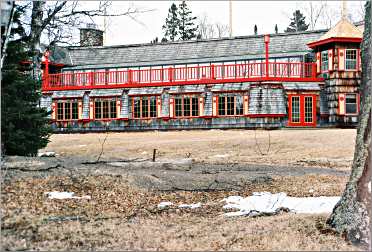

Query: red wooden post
left=128, top=69, right=132, bottom=84
left=211, top=64, right=215, bottom=79
left=43, top=50, right=50, bottom=89
left=312, top=63, right=316, bottom=79
left=169, top=67, right=173, bottom=82
left=264, top=35, right=270, bottom=78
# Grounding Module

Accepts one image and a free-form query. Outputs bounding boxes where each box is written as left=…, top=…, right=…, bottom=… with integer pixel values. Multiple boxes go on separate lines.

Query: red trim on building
left=307, top=37, right=362, bottom=48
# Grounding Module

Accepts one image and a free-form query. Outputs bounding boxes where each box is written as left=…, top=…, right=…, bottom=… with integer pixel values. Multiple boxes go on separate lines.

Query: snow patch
left=213, top=154, right=229, bottom=158
left=222, top=192, right=340, bottom=217
left=157, top=201, right=173, bottom=208
left=178, top=202, right=201, bottom=209
left=38, top=152, right=56, bottom=157
left=45, top=191, right=91, bottom=200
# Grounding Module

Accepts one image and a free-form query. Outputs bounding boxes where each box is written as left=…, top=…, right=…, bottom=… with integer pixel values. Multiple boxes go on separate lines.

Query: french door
left=288, top=94, right=317, bottom=127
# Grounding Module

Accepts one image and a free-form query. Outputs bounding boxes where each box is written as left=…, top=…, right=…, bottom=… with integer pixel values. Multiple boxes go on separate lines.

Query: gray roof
left=89, top=88, right=123, bottom=97
left=54, top=29, right=327, bottom=70
left=282, top=82, right=322, bottom=91
left=52, top=90, right=86, bottom=98
left=128, top=87, right=164, bottom=96
left=169, top=85, right=206, bottom=94
left=211, top=83, right=250, bottom=92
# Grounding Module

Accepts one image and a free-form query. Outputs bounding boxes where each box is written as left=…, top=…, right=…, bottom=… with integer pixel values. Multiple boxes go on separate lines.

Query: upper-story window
left=218, top=94, right=244, bottom=116
left=56, top=99, right=79, bottom=121
left=94, top=98, right=117, bottom=119
left=321, top=51, right=328, bottom=72
left=345, top=49, right=357, bottom=70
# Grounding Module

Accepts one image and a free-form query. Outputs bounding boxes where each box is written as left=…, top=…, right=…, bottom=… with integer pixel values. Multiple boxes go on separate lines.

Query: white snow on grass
left=222, top=192, right=340, bottom=217
left=38, top=151, right=56, bottom=157
left=45, top=191, right=91, bottom=200
left=178, top=202, right=201, bottom=209
left=157, top=201, right=173, bottom=208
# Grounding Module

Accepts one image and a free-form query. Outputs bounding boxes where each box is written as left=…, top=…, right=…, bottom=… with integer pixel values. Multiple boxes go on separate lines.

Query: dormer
left=307, top=18, right=363, bottom=78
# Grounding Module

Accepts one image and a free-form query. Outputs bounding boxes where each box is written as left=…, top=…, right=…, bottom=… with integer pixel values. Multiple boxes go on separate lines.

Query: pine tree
left=254, top=24, right=257, bottom=35
left=285, top=10, right=309, bottom=32
left=178, top=1, right=198, bottom=40
left=275, top=24, right=278, bottom=34
left=162, top=3, right=179, bottom=41
left=1, top=7, right=52, bottom=156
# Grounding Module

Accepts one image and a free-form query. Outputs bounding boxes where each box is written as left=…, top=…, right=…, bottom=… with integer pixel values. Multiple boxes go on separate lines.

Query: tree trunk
left=29, top=1, right=45, bottom=81
left=327, top=1, right=371, bottom=249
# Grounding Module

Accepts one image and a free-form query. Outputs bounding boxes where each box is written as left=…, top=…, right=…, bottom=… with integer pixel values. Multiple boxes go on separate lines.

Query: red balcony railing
left=42, top=62, right=321, bottom=91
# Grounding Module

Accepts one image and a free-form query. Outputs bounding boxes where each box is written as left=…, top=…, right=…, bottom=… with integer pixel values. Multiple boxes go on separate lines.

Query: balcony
left=42, top=62, right=322, bottom=91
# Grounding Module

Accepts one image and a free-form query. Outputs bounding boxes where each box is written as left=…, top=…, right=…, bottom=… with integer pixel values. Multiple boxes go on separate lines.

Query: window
left=56, top=100, right=79, bottom=121
left=218, top=94, right=244, bottom=116
left=94, top=98, right=117, bottom=119
left=291, top=96, right=300, bottom=123
left=321, top=51, right=328, bottom=72
left=304, top=96, right=313, bottom=123
left=345, top=49, right=357, bottom=70
left=345, top=94, right=358, bottom=114
left=174, top=95, right=199, bottom=117
left=132, top=96, right=157, bottom=119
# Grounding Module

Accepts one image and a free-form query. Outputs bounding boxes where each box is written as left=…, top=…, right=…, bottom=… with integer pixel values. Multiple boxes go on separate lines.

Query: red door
left=288, top=94, right=317, bottom=127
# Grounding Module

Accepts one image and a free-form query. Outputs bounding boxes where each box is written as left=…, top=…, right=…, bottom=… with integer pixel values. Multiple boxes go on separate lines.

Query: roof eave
left=307, top=37, right=362, bottom=49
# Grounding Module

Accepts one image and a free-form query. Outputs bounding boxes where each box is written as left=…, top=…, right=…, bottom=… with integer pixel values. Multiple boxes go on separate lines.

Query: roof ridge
left=65, top=29, right=328, bottom=51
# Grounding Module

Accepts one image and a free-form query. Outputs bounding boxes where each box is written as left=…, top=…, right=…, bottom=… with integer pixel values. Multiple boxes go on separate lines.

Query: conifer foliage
left=162, top=1, right=198, bottom=41
left=162, top=3, right=179, bottom=41
left=1, top=7, right=52, bottom=156
left=285, top=10, right=309, bottom=32
left=178, top=1, right=198, bottom=40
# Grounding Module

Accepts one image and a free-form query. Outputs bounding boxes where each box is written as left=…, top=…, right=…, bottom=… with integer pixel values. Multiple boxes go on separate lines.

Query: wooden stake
left=152, top=149, right=157, bottom=162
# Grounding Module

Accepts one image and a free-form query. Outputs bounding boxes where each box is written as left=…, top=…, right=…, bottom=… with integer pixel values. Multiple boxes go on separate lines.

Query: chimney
left=79, top=23, right=104, bottom=47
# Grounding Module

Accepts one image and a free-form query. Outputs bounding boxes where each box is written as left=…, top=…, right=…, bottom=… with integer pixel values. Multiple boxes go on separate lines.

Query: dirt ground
left=44, top=128, right=356, bottom=170
left=1, top=128, right=361, bottom=251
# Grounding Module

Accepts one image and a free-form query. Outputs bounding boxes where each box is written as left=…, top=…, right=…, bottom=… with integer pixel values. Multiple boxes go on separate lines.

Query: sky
left=81, top=1, right=365, bottom=46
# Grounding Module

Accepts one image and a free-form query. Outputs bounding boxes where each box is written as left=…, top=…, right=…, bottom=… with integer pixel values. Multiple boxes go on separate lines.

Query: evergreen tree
left=275, top=24, right=278, bottom=34
left=178, top=1, right=198, bottom=40
left=162, top=3, right=179, bottom=41
left=254, top=24, right=257, bottom=35
left=285, top=10, right=309, bottom=32
left=1, top=7, right=52, bottom=156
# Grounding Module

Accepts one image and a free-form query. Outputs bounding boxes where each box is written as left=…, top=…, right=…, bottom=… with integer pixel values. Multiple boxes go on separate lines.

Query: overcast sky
left=84, top=1, right=365, bottom=46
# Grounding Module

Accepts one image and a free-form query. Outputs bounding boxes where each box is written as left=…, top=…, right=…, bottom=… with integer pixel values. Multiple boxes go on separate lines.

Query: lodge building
left=41, top=18, right=364, bottom=131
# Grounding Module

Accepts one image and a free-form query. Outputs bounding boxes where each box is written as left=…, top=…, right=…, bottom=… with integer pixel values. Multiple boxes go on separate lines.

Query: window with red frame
left=132, top=96, right=157, bottom=118
left=56, top=100, right=79, bottom=121
left=218, top=94, right=243, bottom=116
left=345, top=93, right=358, bottom=114
left=94, top=98, right=117, bottom=119
left=174, top=95, right=199, bottom=117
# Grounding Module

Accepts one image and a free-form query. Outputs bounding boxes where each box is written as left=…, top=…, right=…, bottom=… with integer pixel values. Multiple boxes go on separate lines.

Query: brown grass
left=1, top=174, right=357, bottom=251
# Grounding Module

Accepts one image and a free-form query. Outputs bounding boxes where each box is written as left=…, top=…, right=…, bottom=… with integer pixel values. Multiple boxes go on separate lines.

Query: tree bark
left=327, top=1, right=371, bottom=249
left=29, top=1, right=45, bottom=81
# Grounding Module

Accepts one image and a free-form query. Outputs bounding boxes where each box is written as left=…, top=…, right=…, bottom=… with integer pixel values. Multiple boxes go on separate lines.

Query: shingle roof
left=89, top=88, right=123, bottom=97
left=52, top=90, right=86, bottom=98
left=54, top=29, right=327, bottom=70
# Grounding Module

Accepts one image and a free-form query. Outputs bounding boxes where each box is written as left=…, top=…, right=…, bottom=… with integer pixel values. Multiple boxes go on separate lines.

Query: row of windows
left=321, top=49, right=358, bottom=72
left=54, top=93, right=359, bottom=121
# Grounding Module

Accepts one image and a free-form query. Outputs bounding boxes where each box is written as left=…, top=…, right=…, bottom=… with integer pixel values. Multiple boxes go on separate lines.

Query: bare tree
left=327, top=1, right=371, bottom=249
left=197, top=14, right=228, bottom=39
left=11, top=1, right=151, bottom=80
left=307, top=1, right=327, bottom=30
left=215, top=23, right=229, bottom=38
